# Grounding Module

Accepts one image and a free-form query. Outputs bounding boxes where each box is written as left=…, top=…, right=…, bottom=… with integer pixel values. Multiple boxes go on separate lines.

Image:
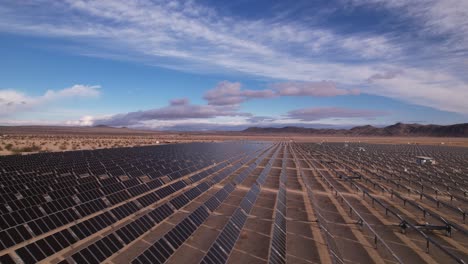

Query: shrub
left=11, top=149, right=23, bottom=155
left=11, top=145, right=42, bottom=153
left=22, top=145, right=42, bottom=152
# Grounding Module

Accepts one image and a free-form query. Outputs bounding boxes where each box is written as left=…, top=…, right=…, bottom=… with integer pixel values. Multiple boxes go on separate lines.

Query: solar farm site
left=0, top=141, right=467, bottom=264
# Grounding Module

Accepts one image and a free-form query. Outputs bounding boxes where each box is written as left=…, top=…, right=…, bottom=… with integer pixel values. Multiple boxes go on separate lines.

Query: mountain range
left=243, top=123, right=468, bottom=137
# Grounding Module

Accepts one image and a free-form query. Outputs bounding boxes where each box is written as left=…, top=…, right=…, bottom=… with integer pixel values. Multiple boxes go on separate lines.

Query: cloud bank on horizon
left=0, top=0, right=467, bottom=130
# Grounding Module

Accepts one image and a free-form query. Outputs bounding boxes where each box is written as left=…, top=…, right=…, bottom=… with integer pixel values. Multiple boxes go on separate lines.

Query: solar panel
left=137, top=192, right=159, bottom=207
left=170, top=194, right=190, bottom=209
left=25, top=243, right=47, bottom=262
left=147, top=203, right=174, bottom=223
left=239, top=198, right=253, bottom=214
left=0, top=254, right=15, bottom=264
left=269, top=225, right=286, bottom=264
left=201, top=242, right=228, bottom=264
left=268, top=156, right=288, bottom=264
left=0, top=142, right=274, bottom=263
left=188, top=206, right=210, bottom=226
left=204, top=196, right=221, bottom=212
left=184, top=186, right=202, bottom=200
left=214, top=188, right=229, bottom=202
left=231, top=209, right=247, bottom=229
left=16, top=245, right=39, bottom=263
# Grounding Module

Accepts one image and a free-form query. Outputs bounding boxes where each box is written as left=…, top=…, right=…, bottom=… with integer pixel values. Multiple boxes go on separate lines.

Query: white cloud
left=0, top=84, right=100, bottom=116
left=286, top=107, right=387, bottom=121
left=0, top=2, right=397, bottom=83
left=169, top=98, right=190, bottom=106
left=64, top=115, right=96, bottom=126
left=204, top=81, right=275, bottom=105
left=94, top=98, right=251, bottom=127
left=274, top=81, right=360, bottom=97
left=0, top=0, right=466, bottom=114
left=204, top=81, right=359, bottom=106
left=367, top=68, right=468, bottom=114
left=44, top=84, right=100, bottom=99
left=0, top=115, right=102, bottom=127
left=347, top=0, right=468, bottom=49
left=340, top=36, right=400, bottom=59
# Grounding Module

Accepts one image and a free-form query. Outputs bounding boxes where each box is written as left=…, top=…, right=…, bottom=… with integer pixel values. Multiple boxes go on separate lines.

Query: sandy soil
left=1, top=126, right=467, bottom=156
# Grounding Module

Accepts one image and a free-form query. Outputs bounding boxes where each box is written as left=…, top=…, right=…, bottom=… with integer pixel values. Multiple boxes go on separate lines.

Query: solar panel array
left=294, top=142, right=468, bottom=264
left=200, top=144, right=281, bottom=264
left=0, top=142, right=270, bottom=264
left=3, top=140, right=460, bottom=264
left=131, top=143, right=277, bottom=264
left=268, top=145, right=288, bottom=264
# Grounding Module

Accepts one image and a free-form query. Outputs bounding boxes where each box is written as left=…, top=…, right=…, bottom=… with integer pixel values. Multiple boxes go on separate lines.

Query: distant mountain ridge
left=242, top=123, right=468, bottom=137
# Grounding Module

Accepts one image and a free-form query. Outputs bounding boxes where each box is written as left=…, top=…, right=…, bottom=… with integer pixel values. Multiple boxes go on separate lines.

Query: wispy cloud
left=346, top=0, right=468, bottom=50
left=246, top=116, right=277, bottom=123
left=286, top=107, right=387, bottom=121
left=169, top=98, right=190, bottom=106
left=367, top=69, right=403, bottom=82
left=274, top=81, right=360, bottom=97
left=204, top=81, right=275, bottom=106
left=0, top=85, right=100, bottom=116
left=0, top=0, right=467, bottom=114
left=366, top=68, right=468, bottom=114
left=93, top=91, right=387, bottom=128
left=204, top=81, right=359, bottom=106
left=94, top=98, right=251, bottom=126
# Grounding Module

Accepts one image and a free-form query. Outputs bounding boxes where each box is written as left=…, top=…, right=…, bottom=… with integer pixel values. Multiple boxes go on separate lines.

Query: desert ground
left=0, top=126, right=467, bottom=156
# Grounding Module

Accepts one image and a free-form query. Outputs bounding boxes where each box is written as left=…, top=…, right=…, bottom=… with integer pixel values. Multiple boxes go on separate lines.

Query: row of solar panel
left=0, top=154, right=203, bottom=187
left=0, top=175, right=174, bottom=225
left=36, top=153, right=249, bottom=264
left=0, top=142, right=255, bottom=174
left=0, top=159, right=207, bottom=205
left=299, top=143, right=468, bottom=263
left=8, top=194, right=171, bottom=263
left=238, top=146, right=279, bottom=217
left=1, top=174, right=88, bottom=206
left=309, top=143, right=467, bottom=193
left=2, top=203, right=132, bottom=262
left=0, top=159, right=174, bottom=180
left=0, top=143, right=269, bottom=262
left=200, top=208, right=248, bottom=264
left=186, top=156, right=240, bottom=185
left=0, top=144, right=241, bottom=202
left=320, top=148, right=468, bottom=229
left=128, top=152, right=261, bottom=264
left=9, top=228, right=78, bottom=264
left=0, top=161, right=213, bottom=230
left=232, top=145, right=275, bottom=185
left=0, top=142, right=258, bottom=183
left=0, top=142, right=204, bottom=167
left=279, top=147, right=288, bottom=185
left=199, top=145, right=280, bottom=264
left=0, top=198, right=106, bottom=251
left=0, top=159, right=231, bottom=261
left=327, top=151, right=468, bottom=209
left=327, top=149, right=463, bottom=196
left=1, top=183, right=123, bottom=231
left=257, top=146, right=281, bottom=186
left=132, top=183, right=238, bottom=264
left=268, top=147, right=288, bottom=264
left=4, top=147, right=238, bottom=203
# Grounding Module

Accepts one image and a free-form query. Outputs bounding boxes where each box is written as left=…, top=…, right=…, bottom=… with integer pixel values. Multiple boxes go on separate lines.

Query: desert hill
left=243, top=123, right=468, bottom=137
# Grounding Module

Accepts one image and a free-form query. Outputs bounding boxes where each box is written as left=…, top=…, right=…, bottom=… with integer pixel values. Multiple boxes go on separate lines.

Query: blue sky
left=0, top=0, right=467, bottom=130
